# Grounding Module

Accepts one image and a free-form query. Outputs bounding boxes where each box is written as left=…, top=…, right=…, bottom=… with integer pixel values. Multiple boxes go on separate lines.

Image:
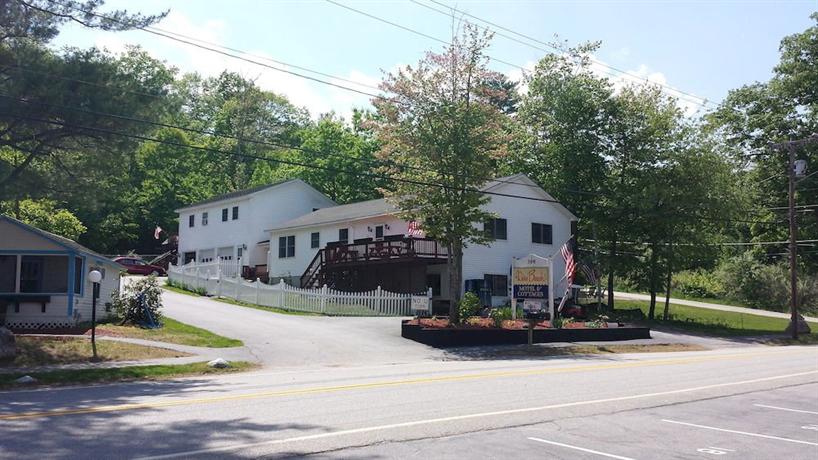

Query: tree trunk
left=648, top=242, right=659, bottom=320
left=663, top=239, right=673, bottom=321
left=607, top=238, right=616, bottom=311
left=447, top=242, right=464, bottom=323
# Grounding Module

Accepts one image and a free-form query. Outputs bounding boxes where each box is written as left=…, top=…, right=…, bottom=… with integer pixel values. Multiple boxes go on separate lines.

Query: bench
left=0, top=295, right=52, bottom=313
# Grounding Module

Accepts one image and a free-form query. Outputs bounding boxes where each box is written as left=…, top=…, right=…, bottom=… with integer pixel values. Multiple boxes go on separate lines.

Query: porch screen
left=20, top=255, right=68, bottom=293
left=0, top=255, right=15, bottom=292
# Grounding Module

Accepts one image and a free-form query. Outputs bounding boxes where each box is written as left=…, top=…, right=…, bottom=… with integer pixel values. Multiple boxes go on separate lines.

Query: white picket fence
left=168, top=262, right=430, bottom=316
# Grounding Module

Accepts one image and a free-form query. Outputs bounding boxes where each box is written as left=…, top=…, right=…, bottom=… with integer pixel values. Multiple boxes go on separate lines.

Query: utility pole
left=786, top=141, right=799, bottom=340
left=773, top=134, right=816, bottom=339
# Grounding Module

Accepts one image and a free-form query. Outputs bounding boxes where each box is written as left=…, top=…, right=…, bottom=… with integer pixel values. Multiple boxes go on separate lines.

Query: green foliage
left=1, top=0, right=167, bottom=45
left=673, top=270, right=726, bottom=299
left=373, top=25, right=510, bottom=321
left=458, top=292, right=482, bottom=322
left=0, top=199, right=86, bottom=240
left=165, top=278, right=207, bottom=296
left=111, top=276, right=164, bottom=325
left=489, top=306, right=514, bottom=328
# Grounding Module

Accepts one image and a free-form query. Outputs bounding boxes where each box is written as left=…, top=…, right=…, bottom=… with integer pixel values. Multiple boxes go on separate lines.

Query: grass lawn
left=95, top=317, right=243, bottom=348
left=614, top=299, right=817, bottom=339
left=3, top=337, right=189, bottom=368
left=162, top=283, right=205, bottom=296
left=0, top=361, right=257, bottom=389
left=214, top=297, right=320, bottom=316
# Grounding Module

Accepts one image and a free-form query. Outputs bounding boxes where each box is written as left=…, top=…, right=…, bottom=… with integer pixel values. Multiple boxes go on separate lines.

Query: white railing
left=168, top=262, right=430, bottom=316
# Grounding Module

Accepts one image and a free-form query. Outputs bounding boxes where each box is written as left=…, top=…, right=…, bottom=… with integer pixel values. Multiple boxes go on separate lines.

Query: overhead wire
left=413, top=0, right=714, bottom=108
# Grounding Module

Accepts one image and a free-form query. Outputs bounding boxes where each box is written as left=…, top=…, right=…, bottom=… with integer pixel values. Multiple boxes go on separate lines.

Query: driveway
left=161, top=290, right=445, bottom=368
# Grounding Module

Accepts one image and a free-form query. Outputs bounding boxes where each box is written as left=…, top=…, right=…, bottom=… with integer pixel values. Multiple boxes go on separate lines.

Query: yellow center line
left=1, top=349, right=815, bottom=421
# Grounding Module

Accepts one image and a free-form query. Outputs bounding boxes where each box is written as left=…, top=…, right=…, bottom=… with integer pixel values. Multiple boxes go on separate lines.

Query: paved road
left=160, top=290, right=445, bottom=368
left=614, top=291, right=818, bottom=323
left=1, top=344, right=815, bottom=458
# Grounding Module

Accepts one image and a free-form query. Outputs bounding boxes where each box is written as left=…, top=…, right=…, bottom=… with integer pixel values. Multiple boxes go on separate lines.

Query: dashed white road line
left=138, top=371, right=818, bottom=459
left=528, top=437, right=636, bottom=459
left=754, top=404, right=818, bottom=415
left=661, top=419, right=818, bottom=446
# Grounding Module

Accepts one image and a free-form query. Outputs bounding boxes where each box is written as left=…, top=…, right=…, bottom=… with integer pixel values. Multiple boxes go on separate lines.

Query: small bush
left=673, top=270, right=725, bottom=299
left=458, top=292, right=481, bottom=322
left=489, top=306, right=514, bottom=328
left=111, top=276, right=164, bottom=325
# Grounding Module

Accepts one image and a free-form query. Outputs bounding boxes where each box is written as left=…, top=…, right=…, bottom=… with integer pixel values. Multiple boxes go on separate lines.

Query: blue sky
left=54, top=0, right=818, bottom=118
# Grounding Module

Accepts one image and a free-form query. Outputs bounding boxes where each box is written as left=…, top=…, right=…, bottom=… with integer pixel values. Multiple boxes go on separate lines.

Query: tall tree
left=707, top=13, right=818, bottom=272
left=373, top=25, right=509, bottom=322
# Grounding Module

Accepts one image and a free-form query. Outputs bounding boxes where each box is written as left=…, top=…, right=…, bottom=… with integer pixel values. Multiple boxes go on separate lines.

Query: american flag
left=560, top=241, right=576, bottom=285
left=558, top=241, right=576, bottom=312
left=406, top=220, right=424, bottom=238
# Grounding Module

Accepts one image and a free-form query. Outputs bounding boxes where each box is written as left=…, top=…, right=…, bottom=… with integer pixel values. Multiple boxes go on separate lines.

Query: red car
left=114, top=257, right=167, bottom=276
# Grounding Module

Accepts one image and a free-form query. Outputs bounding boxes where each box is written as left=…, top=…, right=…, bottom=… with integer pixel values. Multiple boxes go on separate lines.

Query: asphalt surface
left=325, top=382, right=818, bottom=459
left=1, top=288, right=816, bottom=459
left=159, top=289, right=445, bottom=367
left=1, top=345, right=816, bottom=459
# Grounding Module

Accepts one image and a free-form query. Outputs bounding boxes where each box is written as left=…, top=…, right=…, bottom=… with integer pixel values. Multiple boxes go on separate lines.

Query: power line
left=416, top=0, right=715, bottom=108
left=44, top=0, right=395, bottom=103
left=324, top=0, right=527, bottom=73
left=3, top=94, right=786, bottom=227
left=585, top=238, right=818, bottom=248
left=5, top=112, right=581, bottom=207
left=0, top=92, right=571, bottom=195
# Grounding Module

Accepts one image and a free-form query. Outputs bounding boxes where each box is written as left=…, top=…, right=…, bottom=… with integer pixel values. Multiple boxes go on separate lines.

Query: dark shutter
left=278, top=236, right=287, bottom=258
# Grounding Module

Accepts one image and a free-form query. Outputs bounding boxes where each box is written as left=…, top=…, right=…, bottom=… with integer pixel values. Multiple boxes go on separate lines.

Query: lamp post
left=88, top=270, right=102, bottom=360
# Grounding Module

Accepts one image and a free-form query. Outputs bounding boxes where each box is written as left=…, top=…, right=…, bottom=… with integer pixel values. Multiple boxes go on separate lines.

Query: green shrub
left=458, top=292, right=481, bottom=322
left=489, top=306, right=514, bottom=327
left=673, top=270, right=725, bottom=299
left=111, top=276, right=164, bottom=325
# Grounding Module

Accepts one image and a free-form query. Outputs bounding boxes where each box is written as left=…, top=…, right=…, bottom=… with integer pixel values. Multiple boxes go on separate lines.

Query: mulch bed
left=406, top=317, right=613, bottom=330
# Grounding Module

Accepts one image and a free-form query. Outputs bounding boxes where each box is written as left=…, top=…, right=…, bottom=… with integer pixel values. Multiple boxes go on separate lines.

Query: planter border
left=402, top=320, right=651, bottom=348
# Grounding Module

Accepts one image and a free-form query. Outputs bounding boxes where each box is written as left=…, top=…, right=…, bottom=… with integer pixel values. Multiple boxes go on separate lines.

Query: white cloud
left=85, top=11, right=383, bottom=118
left=588, top=58, right=705, bottom=117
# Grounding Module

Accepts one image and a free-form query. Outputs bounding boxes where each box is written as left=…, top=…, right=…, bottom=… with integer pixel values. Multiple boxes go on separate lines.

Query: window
left=188, top=215, right=195, bottom=227
left=20, top=256, right=68, bottom=293
left=202, top=212, right=208, bottom=226
left=74, top=257, right=83, bottom=294
left=278, top=235, right=295, bottom=258
left=311, top=232, right=320, bottom=249
left=222, top=208, right=228, bottom=221
left=338, top=228, right=349, bottom=244
left=0, top=255, right=16, bottom=293
left=232, top=206, right=239, bottom=220
left=531, top=223, right=553, bottom=244
left=484, top=218, right=507, bottom=240
left=484, top=274, right=508, bottom=297
left=375, top=225, right=384, bottom=240
left=426, top=273, right=441, bottom=297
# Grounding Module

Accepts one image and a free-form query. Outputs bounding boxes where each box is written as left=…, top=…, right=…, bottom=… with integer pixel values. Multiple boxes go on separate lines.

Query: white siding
left=2, top=255, right=120, bottom=330
left=266, top=176, right=575, bottom=304
left=177, top=180, right=336, bottom=267
left=462, top=180, right=573, bottom=306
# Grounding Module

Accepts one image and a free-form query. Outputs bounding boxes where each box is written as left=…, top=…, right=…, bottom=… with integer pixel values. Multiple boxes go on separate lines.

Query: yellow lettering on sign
left=512, top=267, right=549, bottom=285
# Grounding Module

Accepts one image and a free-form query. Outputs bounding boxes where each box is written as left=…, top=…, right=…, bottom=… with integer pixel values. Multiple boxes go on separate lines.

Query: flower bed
left=401, top=319, right=650, bottom=348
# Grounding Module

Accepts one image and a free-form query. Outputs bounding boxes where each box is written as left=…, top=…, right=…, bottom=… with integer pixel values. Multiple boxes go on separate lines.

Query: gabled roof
left=268, top=198, right=396, bottom=232
left=175, top=179, right=301, bottom=212
left=268, top=173, right=577, bottom=233
left=0, top=214, right=116, bottom=265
